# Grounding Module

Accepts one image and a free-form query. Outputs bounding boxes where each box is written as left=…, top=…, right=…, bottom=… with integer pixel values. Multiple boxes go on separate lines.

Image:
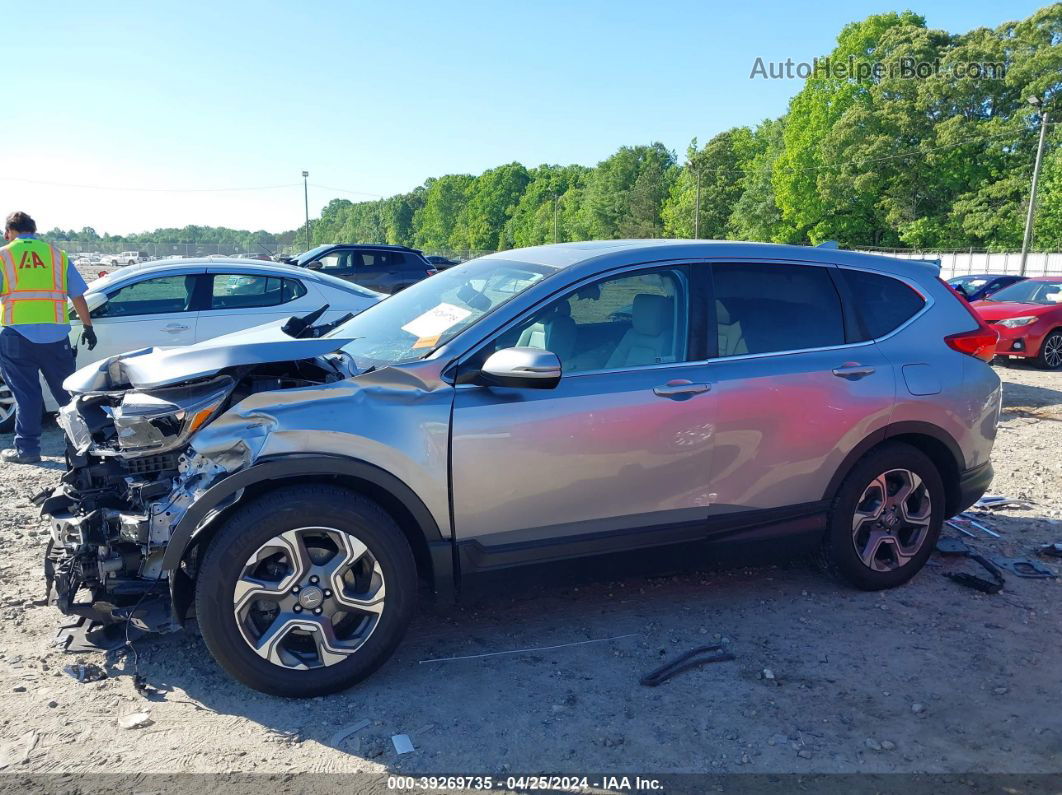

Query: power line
left=0, top=177, right=301, bottom=193
left=309, top=183, right=385, bottom=198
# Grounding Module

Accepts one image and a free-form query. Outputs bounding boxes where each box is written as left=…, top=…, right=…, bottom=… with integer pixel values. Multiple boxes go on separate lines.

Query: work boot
left=0, top=448, right=41, bottom=465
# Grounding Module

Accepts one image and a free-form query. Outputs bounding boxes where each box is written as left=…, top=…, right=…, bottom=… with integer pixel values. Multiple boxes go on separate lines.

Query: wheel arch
left=165, top=455, right=454, bottom=621
left=825, top=423, right=965, bottom=517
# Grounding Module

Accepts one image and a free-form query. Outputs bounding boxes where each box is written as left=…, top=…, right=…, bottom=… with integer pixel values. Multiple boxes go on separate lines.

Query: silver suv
left=43, top=241, right=1001, bottom=696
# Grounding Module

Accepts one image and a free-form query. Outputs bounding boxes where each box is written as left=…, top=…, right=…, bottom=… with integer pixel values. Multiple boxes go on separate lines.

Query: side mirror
left=306, top=260, right=323, bottom=270
left=480, top=347, right=562, bottom=389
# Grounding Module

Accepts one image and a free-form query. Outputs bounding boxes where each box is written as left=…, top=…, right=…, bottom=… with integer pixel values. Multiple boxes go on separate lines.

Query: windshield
left=949, top=276, right=990, bottom=293
left=985, top=279, right=1062, bottom=305
left=294, top=245, right=333, bottom=266
left=332, top=257, right=553, bottom=368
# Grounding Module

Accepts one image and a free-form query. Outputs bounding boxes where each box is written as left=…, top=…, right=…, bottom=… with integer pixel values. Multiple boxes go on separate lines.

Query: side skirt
left=456, top=501, right=829, bottom=575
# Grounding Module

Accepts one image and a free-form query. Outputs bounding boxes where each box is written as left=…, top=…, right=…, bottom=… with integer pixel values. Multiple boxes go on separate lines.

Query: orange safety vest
left=0, top=238, right=70, bottom=326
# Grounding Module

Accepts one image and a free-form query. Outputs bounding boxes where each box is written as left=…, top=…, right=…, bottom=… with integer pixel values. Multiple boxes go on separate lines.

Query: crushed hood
left=64, top=320, right=354, bottom=393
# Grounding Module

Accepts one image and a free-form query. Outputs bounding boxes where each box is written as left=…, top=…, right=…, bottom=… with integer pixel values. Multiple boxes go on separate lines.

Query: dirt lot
left=0, top=363, right=1059, bottom=778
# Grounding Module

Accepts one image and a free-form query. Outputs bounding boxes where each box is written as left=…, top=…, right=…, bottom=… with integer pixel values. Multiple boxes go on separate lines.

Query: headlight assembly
left=110, top=376, right=235, bottom=456
left=997, top=316, right=1037, bottom=328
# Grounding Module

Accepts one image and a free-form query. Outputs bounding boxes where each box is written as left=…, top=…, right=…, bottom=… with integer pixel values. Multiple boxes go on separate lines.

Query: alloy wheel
left=1043, top=334, right=1062, bottom=369
left=0, top=378, right=15, bottom=427
left=851, top=468, right=932, bottom=572
left=233, top=526, right=386, bottom=670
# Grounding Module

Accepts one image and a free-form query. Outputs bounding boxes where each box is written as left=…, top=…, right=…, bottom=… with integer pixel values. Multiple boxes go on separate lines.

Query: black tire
left=1034, top=330, right=1062, bottom=370
left=195, top=484, right=417, bottom=697
left=0, top=376, right=14, bottom=434
left=821, top=442, right=944, bottom=591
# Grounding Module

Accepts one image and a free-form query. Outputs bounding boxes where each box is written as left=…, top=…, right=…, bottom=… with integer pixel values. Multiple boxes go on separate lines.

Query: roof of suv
left=480, top=239, right=940, bottom=279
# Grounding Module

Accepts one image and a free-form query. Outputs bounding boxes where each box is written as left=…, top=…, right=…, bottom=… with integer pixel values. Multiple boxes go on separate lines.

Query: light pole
left=1020, top=97, right=1050, bottom=276
left=302, top=170, right=310, bottom=250
left=693, top=166, right=702, bottom=239
left=553, top=192, right=560, bottom=243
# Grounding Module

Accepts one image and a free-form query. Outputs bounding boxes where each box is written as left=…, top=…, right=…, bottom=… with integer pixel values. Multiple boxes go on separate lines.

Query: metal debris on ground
left=1036, top=542, right=1062, bottom=559
left=329, top=719, right=371, bottom=747
left=639, top=644, right=735, bottom=687
left=992, top=556, right=1058, bottom=579
left=955, top=513, right=1002, bottom=538
left=936, top=537, right=1005, bottom=594
left=62, top=663, right=107, bottom=683
left=392, top=734, right=415, bottom=755
left=974, top=495, right=1034, bottom=511
left=945, top=520, right=977, bottom=538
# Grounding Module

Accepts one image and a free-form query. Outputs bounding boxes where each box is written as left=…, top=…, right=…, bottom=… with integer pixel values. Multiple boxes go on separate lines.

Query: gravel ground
left=0, top=363, right=1059, bottom=777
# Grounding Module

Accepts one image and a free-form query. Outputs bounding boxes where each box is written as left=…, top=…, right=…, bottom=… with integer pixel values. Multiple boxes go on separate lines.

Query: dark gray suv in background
left=45, top=240, right=1001, bottom=696
left=287, top=243, right=437, bottom=294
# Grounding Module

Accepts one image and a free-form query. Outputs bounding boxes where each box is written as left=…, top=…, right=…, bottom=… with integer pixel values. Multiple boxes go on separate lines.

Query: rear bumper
left=954, top=460, right=993, bottom=516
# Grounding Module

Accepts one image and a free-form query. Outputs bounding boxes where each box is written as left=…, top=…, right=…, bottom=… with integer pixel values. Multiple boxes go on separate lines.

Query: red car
left=971, top=276, right=1062, bottom=369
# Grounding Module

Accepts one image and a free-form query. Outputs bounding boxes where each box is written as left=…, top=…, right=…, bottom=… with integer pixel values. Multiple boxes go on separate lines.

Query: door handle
left=162, top=323, right=189, bottom=333
left=832, top=363, right=876, bottom=379
left=653, top=380, right=711, bottom=398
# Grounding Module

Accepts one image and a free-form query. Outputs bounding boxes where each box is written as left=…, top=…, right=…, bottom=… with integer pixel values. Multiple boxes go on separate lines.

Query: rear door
left=195, top=272, right=315, bottom=343
left=703, top=260, right=895, bottom=517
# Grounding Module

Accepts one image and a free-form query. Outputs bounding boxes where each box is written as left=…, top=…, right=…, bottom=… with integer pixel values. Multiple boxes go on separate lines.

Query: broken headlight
left=111, top=376, right=235, bottom=457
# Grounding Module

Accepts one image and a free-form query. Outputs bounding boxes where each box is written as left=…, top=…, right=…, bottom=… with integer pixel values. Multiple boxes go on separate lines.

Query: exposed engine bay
left=41, top=308, right=357, bottom=634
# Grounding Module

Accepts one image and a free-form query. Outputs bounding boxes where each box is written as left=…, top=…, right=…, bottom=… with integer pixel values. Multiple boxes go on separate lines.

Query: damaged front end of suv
left=41, top=314, right=362, bottom=640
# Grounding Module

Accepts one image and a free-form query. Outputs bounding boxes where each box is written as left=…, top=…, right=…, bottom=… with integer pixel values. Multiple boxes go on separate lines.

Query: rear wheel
left=1034, top=330, right=1062, bottom=370
left=821, top=442, right=944, bottom=590
left=195, top=485, right=417, bottom=697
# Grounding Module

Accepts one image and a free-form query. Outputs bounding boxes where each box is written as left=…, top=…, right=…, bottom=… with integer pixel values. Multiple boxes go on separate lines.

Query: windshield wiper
left=281, top=304, right=355, bottom=338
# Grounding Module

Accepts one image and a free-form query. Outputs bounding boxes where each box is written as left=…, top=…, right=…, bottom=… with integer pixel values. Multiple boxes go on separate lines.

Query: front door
left=451, top=265, right=716, bottom=553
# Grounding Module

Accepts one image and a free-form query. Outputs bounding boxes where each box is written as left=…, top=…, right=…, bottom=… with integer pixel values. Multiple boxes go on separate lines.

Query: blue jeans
left=0, top=327, right=76, bottom=456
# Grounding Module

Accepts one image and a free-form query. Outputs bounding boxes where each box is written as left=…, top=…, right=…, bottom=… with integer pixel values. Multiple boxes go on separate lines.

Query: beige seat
left=517, top=300, right=577, bottom=362
left=716, top=300, right=747, bottom=356
left=605, top=294, right=675, bottom=368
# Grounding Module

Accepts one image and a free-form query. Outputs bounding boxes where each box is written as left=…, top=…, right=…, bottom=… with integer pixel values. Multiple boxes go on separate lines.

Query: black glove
left=81, top=326, right=97, bottom=351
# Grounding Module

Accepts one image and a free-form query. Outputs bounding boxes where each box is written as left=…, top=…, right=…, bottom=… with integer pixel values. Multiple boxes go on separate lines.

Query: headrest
left=632, top=294, right=671, bottom=336
left=552, top=300, right=572, bottom=317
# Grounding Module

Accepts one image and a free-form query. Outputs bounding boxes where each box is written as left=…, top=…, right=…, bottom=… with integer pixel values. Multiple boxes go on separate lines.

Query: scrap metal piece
left=944, top=553, right=1005, bottom=594
left=992, top=556, right=1057, bottom=579
left=959, top=513, right=1001, bottom=538
left=1036, top=542, right=1062, bottom=559
left=640, top=644, right=735, bottom=687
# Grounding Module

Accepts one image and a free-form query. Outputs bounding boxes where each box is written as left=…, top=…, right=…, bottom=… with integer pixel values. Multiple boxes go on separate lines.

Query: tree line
left=312, top=6, right=1062, bottom=254
left=45, top=6, right=1062, bottom=255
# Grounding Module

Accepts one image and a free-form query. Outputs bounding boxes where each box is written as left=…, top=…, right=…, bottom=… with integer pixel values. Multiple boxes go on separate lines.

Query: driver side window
left=497, top=268, right=689, bottom=374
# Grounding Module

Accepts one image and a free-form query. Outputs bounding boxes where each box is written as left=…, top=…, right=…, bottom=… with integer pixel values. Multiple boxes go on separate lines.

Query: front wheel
left=1034, top=330, right=1062, bottom=370
left=195, top=485, right=417, bottom=697
left=821, top=442, right=944, bottom=590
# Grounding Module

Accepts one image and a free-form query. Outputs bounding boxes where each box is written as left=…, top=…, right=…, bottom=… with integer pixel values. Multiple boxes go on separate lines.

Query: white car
left=101, top=251, right=147, bottom=267
left=0, top=259, right=382, bottom=432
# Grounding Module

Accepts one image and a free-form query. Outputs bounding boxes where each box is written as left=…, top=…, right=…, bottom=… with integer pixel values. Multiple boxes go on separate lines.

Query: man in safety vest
left=0, top=211, right=96, bottom=464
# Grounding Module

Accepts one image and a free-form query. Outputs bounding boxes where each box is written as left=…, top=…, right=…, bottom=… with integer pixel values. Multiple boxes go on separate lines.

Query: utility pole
left=302, top=171, right=311, bottom=250
left=1020, top=98, right=1050, bottom=276
left=693, top=166, right=702, bottom=239
left=553, top=193, right=560, bottom=243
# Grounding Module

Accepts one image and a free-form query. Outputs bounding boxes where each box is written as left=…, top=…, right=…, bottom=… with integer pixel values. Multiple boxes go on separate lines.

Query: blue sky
left=4, top=0, right=1049, bottom=235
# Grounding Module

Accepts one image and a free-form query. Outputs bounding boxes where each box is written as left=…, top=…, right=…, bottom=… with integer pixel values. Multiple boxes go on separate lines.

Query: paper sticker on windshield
left=401, top=303, right=472, bottom=340
left=411, top=334, right=441, bottom=350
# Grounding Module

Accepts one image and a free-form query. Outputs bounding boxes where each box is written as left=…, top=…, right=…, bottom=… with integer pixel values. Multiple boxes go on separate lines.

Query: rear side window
left=209, top=274, right=306, bottom=309
left=711, top=263, right=845, bottom=356
left=842, top=269, right=925, bottom=340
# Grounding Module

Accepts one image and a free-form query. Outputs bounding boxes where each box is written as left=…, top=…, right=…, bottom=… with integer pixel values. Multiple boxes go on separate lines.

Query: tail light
left=426, top=268, right=438, bottom=277
left=939, top=278, right=998, bottom=362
